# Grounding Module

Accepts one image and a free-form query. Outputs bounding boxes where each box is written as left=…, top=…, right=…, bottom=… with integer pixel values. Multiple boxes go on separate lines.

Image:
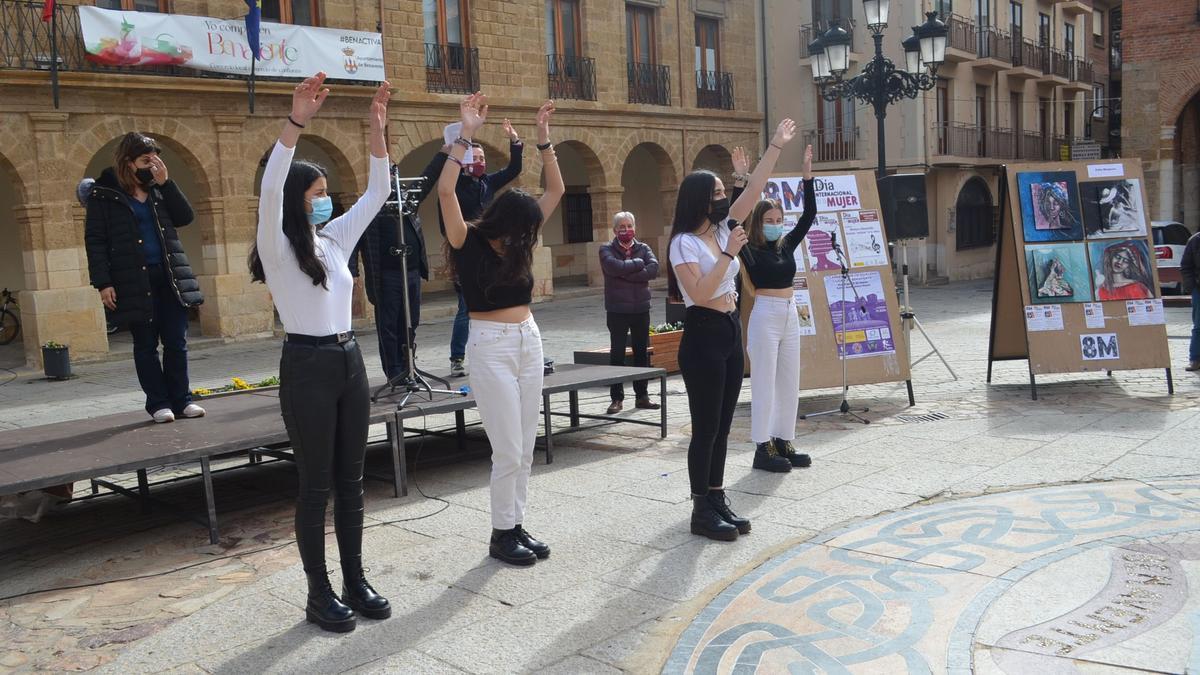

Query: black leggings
left=279, top=338, right=370, bottom=575
left=677, top=306, right=744, bottom=496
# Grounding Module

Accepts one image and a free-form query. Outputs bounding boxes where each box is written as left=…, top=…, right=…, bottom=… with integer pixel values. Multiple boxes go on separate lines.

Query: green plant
left=42, top=340, right=67, bottom=349
left=191, top=375, right=281, bottom=397
left=649, top=322, right=683, bottom=336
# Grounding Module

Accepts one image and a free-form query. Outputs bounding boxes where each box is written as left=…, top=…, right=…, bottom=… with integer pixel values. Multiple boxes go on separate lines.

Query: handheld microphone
left=830, top=230, right=839, bottom=250
left=729, top=219, right=754, bottom=265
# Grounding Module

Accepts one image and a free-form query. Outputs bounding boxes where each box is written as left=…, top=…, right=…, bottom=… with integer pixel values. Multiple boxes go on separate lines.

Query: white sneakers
left=151, top=404, right=206, bottom=423
left=181, top=403, right=206, bottom=418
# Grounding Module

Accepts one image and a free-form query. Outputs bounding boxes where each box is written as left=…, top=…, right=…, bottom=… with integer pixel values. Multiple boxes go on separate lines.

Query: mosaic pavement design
left=666, top=479, right=1200, bottom=674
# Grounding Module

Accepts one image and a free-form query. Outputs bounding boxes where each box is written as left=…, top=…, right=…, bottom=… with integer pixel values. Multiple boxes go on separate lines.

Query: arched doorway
left=620, top=142, right=678, bottom=262
left=954, top=176, right=994, bottom=251
left=0, top=151, right=26, bottom=367
left=542, top=140, right=603, bottom=285
left=1175, top=94, right=1200, bottom=232
left=691, top=144, right=733, bottom=175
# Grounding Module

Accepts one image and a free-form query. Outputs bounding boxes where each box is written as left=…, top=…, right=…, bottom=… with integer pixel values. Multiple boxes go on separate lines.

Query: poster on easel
left=740, top=170, right=912, bottom=403
left=986, top=160, right=1173, bottom=399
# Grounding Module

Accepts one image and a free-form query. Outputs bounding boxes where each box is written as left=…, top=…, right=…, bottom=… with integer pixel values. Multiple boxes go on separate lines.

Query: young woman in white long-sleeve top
left=439, top=93, right=565, bottom=566
left=248, top=73, right=393, bottom=633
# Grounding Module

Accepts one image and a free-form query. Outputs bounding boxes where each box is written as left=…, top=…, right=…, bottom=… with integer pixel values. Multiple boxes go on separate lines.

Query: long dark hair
left=666, top=170, right=718, bottom=302
left=444, top=189, right=543, bottom=299
left=249, top=160, right=330, bottom=288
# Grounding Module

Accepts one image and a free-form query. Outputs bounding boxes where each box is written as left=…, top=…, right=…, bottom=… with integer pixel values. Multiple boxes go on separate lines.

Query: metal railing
left=547, top=53, right=596, bottom=101
left=1049, top=49, right=1072, bottom=78
left=1011, top=37, right=1045, bottom=70
left=695, top=70, right=734, bottom=110
left=932, top=123, right=1022, bottom=159
left=425, top=43, right=479, bottom=94
left=947, top=14, right=976, bottom=54
left=986, top=127, right=1017, bottom=159
left=627, top=61, right=671, bottom=106
left=1017, top=131, right=1069, bottom=160
left=803, top=128, right=859, bottom=162
left=0, top=0, right=373, bottom=84
left=976, top=26, right=1013, bottom=63
left=1072, top=58, right=1093, bottom=83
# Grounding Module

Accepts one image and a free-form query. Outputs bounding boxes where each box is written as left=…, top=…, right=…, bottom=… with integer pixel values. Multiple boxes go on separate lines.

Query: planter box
left=649, top=330, right=683, bottom=373
left=41, top=346, right=71, bottom=380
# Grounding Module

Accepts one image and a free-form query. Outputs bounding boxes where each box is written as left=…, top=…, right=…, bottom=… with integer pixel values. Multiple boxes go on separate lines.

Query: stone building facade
left=1121, top=0, right=1200, bottom=230
left=0, top=0, right=763, bottom=366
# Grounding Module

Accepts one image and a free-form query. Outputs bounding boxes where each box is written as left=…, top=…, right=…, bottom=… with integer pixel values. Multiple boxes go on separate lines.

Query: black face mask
left=708, top=197, right=730, bottom=224
left=135, top=168, right=155, bottom=186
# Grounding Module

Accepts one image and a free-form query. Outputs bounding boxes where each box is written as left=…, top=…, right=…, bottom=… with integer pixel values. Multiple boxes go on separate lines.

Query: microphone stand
left=800, top=234, right=870, bottom=424
left=371, top=172, right=466, bottom=408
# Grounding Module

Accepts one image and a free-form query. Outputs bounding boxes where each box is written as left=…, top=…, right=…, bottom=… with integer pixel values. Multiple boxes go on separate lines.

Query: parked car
left=1152, top=221, right=1191, bottom=294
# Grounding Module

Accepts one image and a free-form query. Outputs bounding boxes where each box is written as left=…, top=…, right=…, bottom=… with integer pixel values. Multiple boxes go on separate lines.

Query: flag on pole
left=245, top=0, right=261, bottom=60
left=41, top=0, right=54, bottom=22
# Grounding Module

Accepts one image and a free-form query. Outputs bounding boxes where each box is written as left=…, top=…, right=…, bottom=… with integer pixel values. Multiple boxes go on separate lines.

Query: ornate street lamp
left=816, top=4, right=947, bottom=178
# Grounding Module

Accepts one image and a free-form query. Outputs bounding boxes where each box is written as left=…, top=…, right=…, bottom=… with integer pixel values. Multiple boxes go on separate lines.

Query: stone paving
left=1, top=280, right=1198, bottom=673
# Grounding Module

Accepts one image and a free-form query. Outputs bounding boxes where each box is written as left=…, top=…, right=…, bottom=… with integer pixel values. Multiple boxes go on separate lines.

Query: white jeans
left=747, top=295, right=801, bottom=443
left=467, top=317, right=544, bottom=529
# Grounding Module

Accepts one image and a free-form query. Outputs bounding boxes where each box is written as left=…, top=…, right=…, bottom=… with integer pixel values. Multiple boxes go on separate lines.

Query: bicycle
left=0, top=288, right=20, bottom=346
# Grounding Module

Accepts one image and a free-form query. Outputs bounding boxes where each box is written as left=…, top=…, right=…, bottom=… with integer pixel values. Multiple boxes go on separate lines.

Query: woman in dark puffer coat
left=84, top=132, right=204, bottom=423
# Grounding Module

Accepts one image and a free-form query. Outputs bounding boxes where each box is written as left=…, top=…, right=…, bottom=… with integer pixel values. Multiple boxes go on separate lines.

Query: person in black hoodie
left=84, top=133, right=204, bottom=423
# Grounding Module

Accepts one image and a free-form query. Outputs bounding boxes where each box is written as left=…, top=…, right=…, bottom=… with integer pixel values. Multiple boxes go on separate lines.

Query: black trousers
left=677, top=306, right=744, bottom=496
left=128, top=264, right=192, bottom=415
left=607, top=311, right=651, bottom=401
left=279, top=338, right=370, bottom=575
left=375, top=267, right=422, bottom=379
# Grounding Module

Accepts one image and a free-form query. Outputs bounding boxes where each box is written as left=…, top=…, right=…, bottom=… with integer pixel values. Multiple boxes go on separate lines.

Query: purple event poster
left=822, top=271, right=896, bottom=359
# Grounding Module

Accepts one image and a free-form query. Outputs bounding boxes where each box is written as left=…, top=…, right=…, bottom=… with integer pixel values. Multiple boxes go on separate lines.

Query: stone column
left=585, top=185, right=625, bottom=287
left=1158, top=126, right=1177, bottom=222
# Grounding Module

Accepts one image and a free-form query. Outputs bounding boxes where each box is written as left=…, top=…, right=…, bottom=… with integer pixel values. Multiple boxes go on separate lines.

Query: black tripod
left=371, top=172, right=466, bottom=407
left=800, top=234, right=870, bottom=424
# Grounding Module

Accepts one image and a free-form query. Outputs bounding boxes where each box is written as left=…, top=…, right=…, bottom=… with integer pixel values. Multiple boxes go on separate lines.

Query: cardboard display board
left=987, top=160, right=1173, bottom=398
left=740, top=170, right=912, bottom=400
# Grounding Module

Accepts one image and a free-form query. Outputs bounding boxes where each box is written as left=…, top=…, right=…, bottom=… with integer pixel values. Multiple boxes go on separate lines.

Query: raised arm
left=730, top=119, right=796, bottom=224
left=320, top=81, right=393, bottom=253
left=257, top=73, right=329, bottom=256
left=440, top=92, right=488, bottom=250
left=782, top=145, right=816, bottom=253
left=414, top=146, right=450, bottom=204
left=486, top=118, right=524, bottom=191
left=534, top=101, right=564, bottom=220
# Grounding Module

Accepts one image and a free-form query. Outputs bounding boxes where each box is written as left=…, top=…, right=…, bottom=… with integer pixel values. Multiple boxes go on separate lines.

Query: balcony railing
left=803, top=128, right=859, bottom=163
left=800, top=21, right=856, bottom=57
left=425, top=43, right=479, bottom=94
left=1072, top=58, right=1094, bottom=83
left=696, top=70, right=734, bottom=110
left=1018, top=131, right=1069, bottom=161
left=1049, top=49, right=1072, bottom=78
left=547, top=53, right=596, bottom=101
left=947, top=14, right=976, bottom=54
left=932, top=123, right=1021, bottom=159
left=627, top=61, right=671, bottom=106
left=1011, top=38, right=1045, bottom=70
left=0, top=0, right=374, bottom=84
left=976, top=26, right=1013, bottom=63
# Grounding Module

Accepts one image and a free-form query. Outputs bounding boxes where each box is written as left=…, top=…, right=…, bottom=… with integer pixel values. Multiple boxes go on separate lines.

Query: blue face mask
left=763, top=224, right=787, bottom=242
left=307, top=196, right=333, bottom=226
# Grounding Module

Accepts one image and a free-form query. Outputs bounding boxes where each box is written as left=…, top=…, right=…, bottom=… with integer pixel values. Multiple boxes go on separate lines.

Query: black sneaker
left=514, top=525, right=550, bottom=559
left=772, top=438, right=812, bottom=468
left=489, top=527, right=537, bottom=566
left=752, top=441, right=792, bottom=473
left=450, top=358, right=466, bottom=377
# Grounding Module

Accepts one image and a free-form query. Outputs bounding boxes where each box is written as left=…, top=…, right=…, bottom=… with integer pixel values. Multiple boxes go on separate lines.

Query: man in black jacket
left=1181, top=231, right=1200, bottom=371
left=437, top=121, right=524, bottom=376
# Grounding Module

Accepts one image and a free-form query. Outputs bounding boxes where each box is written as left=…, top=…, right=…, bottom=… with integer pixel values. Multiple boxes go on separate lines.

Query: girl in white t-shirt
left=666, top=119, right=797, bottom=542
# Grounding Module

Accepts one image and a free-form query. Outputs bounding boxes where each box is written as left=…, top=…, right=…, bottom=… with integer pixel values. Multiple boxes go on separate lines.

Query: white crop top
left=669, top=221, right=740, bottom=307
left=256, top=141, right=391, bottom=336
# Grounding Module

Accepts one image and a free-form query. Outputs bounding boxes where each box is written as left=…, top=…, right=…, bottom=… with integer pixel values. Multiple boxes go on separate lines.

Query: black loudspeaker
left=877, top=173, right=929, bottom=241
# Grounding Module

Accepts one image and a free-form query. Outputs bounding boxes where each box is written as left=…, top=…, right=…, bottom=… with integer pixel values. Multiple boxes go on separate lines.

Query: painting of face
left=1018, top=172, right=1084, bottom=242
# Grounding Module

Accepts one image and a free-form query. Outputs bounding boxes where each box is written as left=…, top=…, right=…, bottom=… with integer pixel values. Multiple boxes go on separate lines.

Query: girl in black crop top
left=438, top=93, right=565, bottom=567
left=738, top=144, right=816, bottom=472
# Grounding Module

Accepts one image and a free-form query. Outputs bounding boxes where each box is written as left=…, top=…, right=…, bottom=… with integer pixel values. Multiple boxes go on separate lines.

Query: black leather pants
left=279, top=338, right=370, bottom=574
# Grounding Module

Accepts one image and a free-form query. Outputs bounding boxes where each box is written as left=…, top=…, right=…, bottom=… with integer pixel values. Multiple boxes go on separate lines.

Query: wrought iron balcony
left=547, top=53, right=596, bottom=101
left=425, top=43, right=479, bottom=95
left=1048, top=49, right=1072, bottom=79
left=947, top=14, right=976, bottom=55
left=695, top=70, right=733, bottom=110
left=975, top=26, right=1013, bottom=64
left=932, top=123, right=1020, bottom=160
left=627, top=61, right=671, bottom=106
left=1018, top=131, right=1068, bottom=161
left=802, top=128, right=859, bottom=163
left=1073, top=58, right=1094, bottom=83
left=1011, top=38, right=1045, bottom=71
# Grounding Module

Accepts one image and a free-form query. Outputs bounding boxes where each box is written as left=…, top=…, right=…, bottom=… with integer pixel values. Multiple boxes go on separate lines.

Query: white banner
left=78, top=6, right=385, bottom=81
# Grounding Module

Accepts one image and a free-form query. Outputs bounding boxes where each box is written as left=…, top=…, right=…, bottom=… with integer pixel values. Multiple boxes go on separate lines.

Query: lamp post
left=809, top=2, right=948, bottom=178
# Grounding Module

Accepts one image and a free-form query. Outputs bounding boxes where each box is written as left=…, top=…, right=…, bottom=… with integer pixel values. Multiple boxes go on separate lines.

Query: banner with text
left=764, top=174, right=862, bottom=214
left=78, top=6, right=385, bottom=80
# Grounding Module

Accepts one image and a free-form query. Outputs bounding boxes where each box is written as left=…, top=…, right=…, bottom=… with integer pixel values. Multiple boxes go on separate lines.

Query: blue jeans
left=451, top=287, right=469, bottom=360
left=375, top=268, right=421, bottom=379
left=1191, top=289, right=1200, bottom=363
left=129, top=264, right=192, bottom=415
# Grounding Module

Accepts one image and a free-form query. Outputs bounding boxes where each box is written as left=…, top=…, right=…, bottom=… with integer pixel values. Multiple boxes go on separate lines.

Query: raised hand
left=731, top=146, right=749, bottom=178
left=803, top=144, right=813, bottom=179
left=771, top=118, right=797, bottom=148
left=535, top=100, right=555, bottom=145
left=149, top=155, right=169, bottom=185
left=502, top=118, right=519, bottom=143
left=460, top=92, right=489, bottom=137
left=368, top=80, right=391, bottom=134
left=292, top=72, right=330, bottom=125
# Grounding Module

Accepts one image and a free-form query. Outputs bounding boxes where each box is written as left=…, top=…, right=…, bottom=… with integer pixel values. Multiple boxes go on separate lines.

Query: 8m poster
left=823, top=271, right=896, bottom=359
